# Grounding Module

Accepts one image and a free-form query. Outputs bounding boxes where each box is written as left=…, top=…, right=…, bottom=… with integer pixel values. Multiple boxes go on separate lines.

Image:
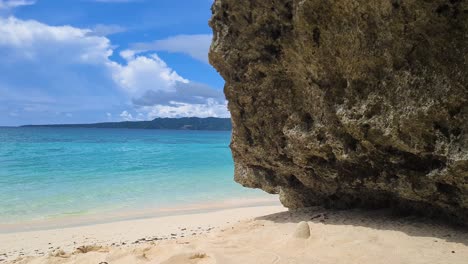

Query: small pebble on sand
left=293, top=221, right=311, bottom=239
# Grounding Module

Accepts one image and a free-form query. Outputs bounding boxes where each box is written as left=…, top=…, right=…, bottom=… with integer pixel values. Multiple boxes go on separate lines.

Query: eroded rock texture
left=209, top=0, right=468, bottom=223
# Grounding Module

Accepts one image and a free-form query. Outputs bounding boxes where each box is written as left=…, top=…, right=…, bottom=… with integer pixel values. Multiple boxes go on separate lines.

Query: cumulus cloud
left=132, top=82, right=225, bottom=107
left=143, top=99, right=229, bottom=119
left=0, top=16, right=120, bottom=124
left=0, top=16, right=228, bottom=125
left=119, top=110, right=146, bottom=121
left=111, top=50, right=228, bottom=119
left=119, top=110, right=133, bottom=121
left=132, top=34, right=212, bottom=64
left=112, top=52, right=188, bottom=97
left=0, top=17, right=112, bottom=64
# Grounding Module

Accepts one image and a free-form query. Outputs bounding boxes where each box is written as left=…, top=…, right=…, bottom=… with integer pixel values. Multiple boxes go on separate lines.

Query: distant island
left=21, top=117, right=232, bottom=131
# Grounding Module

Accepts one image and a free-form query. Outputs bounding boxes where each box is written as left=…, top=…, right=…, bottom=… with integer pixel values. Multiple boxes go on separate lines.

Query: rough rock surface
left=209, top=0, right=468, bottom=223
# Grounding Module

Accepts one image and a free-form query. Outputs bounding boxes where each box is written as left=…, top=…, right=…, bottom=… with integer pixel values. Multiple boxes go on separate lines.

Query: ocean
left=0, top=127, right=270, bottom=226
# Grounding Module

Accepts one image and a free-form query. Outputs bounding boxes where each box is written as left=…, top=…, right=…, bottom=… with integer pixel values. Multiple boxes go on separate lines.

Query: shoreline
left=0, top=204, right=286, bottom=262
left=0, top=197, right=279, bottom=233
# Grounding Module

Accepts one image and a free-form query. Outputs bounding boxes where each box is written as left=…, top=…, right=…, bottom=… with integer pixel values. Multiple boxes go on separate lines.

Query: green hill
left=22, top=117, right=232, bottom=131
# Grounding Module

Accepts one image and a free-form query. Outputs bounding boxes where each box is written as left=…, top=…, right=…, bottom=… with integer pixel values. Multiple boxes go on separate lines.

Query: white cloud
left=119, top=110, right=147, bottom=121
left=91, top=24, right=126, bottom=36
left=119, top=110, right=133, bottom=121
left=0, top=16, right=228, bottom=125
left=0, top=0, right=35, bottom=10
left=132, top=34, right=212, bottom=64
left=119, top=49, right=135, bottom=60
left=0, top=17, right=112, bottom=64
left=0, top=16, right=119, bottom=119
left=112, top=52, right=188, bottom=97
left=132, top=82, right=225, bottom=107
left=143, top=99, right=229, bottom=119
left=105, top=112, right=113, bottom=121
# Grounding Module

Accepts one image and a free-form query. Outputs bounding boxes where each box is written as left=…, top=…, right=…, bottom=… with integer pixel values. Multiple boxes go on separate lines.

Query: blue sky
left=0, top=0, right=226, bottom=126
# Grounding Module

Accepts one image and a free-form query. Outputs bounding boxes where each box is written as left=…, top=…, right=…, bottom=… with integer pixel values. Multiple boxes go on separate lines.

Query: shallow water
left=0, top=127, right=269, bottom=224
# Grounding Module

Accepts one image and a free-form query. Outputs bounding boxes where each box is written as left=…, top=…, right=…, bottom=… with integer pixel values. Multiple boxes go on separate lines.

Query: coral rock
left=209, top=0, right=468, bottom=223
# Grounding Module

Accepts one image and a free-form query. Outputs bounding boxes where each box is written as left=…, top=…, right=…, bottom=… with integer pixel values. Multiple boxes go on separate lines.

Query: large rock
left=209, top=0, right=468, bottom=223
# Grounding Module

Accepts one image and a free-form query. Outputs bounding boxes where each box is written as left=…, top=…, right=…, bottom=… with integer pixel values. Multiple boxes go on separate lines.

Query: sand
left=1, top=205, right=468, bottom=264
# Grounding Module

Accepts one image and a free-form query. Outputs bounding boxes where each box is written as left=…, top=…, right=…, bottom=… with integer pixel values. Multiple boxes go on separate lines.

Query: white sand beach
left=2, top=205, right=467, bottom=264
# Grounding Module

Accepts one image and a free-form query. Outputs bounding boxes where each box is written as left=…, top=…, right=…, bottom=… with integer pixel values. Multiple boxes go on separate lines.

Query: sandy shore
left=2, top=205, right=468, bottom=264
left=0, top=198, right=279, bottom=233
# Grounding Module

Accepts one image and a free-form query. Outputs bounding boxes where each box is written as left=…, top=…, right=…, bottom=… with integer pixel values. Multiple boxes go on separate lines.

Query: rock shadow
left=256, top=206, right=468, bottom=246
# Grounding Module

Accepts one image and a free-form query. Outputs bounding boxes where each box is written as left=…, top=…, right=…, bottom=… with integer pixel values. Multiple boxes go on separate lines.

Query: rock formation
left=209, top=0, right=468, bottom=223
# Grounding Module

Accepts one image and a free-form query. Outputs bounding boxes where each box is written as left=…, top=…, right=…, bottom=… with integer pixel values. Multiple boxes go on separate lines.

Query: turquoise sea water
left=0, top=127, right=268, bottom=224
